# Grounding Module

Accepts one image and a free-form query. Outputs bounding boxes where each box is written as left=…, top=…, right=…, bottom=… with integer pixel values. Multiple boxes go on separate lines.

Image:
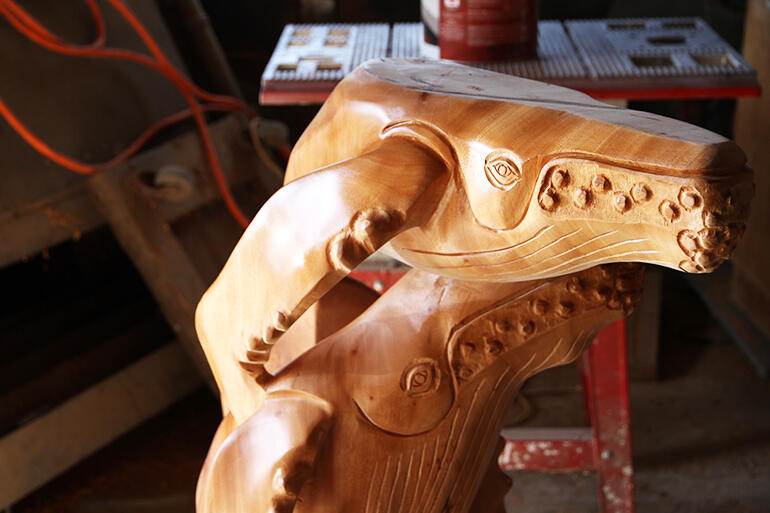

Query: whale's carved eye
left=484, top=150, right=522, bottom=191
left=401, top=359, right=440, bottom=397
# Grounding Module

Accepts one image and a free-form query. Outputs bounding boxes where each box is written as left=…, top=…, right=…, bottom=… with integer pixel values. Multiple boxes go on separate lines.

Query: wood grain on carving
left=197, top=265, right=643, bottom=513
left=194, top=58, right=753, bottom=513
left=200, top=58, right=751, bottom=422
left=288, top=59, right=751, bottom=282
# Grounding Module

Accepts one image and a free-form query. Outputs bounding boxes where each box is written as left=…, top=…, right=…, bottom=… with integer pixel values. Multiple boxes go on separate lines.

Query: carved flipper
left=267, top=277, right=380, bottom=375
left=195, top=135, right=450, bottom=423
left=196, top=390, right=334, bottom=513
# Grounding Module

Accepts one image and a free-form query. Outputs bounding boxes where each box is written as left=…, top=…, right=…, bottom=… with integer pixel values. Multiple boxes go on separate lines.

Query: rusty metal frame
left=83, top=115, right=279, bottom=391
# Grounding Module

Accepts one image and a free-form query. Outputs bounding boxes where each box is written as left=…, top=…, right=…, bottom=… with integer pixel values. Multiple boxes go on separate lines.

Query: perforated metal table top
left=260, top=18, right=759, bottom=105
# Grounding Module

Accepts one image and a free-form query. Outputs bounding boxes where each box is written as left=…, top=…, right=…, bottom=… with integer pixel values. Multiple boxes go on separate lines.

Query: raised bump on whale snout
left=535, top=157, right=754, bottom=274
left=447, top=263, right=644, bottom=385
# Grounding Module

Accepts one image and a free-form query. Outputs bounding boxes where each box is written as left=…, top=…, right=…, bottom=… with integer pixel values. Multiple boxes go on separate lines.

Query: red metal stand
left=351, top=269, right=635, bottom=513
left=581, top=320, right=634, bottom=512
left=350, top=269, right=406, bottom=293
left=499, top=320, right=634, bottom=513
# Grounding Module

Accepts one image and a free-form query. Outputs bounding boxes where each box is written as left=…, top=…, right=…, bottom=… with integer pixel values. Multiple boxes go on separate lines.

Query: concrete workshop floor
left=507, top=271, right=770, bottom=513
left=507, top=334, right=770, bottom=513
left=13, top=273, right=770, bottom=513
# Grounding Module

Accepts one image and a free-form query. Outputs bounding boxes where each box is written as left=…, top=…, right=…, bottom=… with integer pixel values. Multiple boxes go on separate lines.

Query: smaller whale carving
left=196, top=264, right=644, bottom=513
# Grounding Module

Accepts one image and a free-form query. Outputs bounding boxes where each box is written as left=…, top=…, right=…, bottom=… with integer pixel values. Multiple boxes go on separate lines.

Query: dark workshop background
left=1, top=1, right=768, bottom=513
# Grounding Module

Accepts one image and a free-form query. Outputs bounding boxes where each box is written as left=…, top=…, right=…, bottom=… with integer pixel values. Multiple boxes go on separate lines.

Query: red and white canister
left=422, top=0, right=538, bottom=62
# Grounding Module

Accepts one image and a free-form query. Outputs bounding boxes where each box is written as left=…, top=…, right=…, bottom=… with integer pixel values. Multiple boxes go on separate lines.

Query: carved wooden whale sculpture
left=195, top=58, right=752, bottom=426
left=196, top=264, right=644, bottom=513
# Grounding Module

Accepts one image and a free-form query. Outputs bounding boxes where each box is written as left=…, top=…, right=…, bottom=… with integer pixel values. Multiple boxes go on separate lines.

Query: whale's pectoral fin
left=196, top=390, right=335, bottom=513
left=195, top=135, right=450, bottom=422
left=267, top=277, right=381, bottom=375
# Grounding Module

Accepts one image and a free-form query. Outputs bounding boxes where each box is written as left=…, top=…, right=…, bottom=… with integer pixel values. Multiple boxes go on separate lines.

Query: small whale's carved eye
left=484, top=150, right=522, bottom=191
left=401, top=359, right=440, bottom=397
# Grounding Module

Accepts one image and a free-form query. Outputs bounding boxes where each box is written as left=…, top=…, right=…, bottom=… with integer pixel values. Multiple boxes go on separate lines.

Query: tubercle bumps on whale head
left=447, top=263, right=644, bottom=385
left=535, top=157, right=754, bottom=274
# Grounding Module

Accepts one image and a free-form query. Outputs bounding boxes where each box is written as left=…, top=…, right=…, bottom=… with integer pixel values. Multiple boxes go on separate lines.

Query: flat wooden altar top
left=259, top=18, right=760, bottom=105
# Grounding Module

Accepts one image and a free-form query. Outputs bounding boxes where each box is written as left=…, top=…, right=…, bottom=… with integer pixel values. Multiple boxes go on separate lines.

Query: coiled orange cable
left=0, top=0, right=257, bottom=228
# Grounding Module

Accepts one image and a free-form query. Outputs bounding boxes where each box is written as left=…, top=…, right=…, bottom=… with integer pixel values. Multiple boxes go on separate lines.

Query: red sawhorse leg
left=500, top=319, right=634, bottom=513
left=579, top=319, right=634, bottom=513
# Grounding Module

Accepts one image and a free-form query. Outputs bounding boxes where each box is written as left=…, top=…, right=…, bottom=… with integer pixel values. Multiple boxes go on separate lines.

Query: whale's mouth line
left=404, top=229, right=654, bottom=276
left=401, top=225, right=553, bottom=257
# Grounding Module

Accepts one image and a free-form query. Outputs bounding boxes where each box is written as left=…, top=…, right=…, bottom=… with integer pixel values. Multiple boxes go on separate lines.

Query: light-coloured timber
left=197, top=265, right=644, bottom=513
left=194, top=58, right=753, bottom=513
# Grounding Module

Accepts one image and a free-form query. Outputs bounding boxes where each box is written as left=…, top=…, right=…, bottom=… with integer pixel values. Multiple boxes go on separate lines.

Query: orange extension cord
left=0, top=0, right=259, bottom=228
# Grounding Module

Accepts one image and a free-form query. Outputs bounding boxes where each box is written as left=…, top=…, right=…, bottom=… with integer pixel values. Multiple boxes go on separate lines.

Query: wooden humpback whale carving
left=197, top=265, right=644, bottom=513
left=194, top=58, right=753, bottom=512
